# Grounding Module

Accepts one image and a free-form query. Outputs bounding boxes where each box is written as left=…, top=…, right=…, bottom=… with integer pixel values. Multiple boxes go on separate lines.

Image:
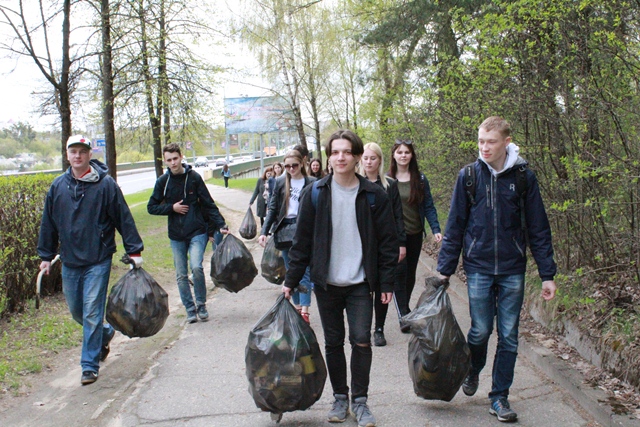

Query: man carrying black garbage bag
left=38, top=135, right=144, bottom=386
left=283, top=129, right=398, bottom=427
left=437, top=116, right=557, bottom=423
left=148, top=143, right=228, bottom=324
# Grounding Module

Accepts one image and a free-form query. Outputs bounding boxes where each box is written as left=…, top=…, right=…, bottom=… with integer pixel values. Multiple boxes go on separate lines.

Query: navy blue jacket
left=437, top=159, right=556, bottom=281
left=147, top=165, right=226, bottom=241
left=38, top=160, right=143, bottom=268
left=284, top=174, right=399, bottom=293
left=418, top=173, right=441, bottom=235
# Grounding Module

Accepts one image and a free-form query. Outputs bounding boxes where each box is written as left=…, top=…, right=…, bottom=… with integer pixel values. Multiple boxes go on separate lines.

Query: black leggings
left=373, top=232, right=423, bottom=329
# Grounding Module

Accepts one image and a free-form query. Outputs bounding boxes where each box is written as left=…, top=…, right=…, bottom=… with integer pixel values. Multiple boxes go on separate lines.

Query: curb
left=417, top=255, right=640, bottom=427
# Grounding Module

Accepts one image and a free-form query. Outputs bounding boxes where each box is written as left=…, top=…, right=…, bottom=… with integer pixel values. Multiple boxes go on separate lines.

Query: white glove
left=129, top=256, right=143, bottom=269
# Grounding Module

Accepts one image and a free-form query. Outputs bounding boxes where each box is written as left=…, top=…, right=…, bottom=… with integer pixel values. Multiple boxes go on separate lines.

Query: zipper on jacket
left=513, top=236, right=525, bottom=257
left=492, top=175, right=499, bottom=275
left=466, top=238, right=477, bottom=258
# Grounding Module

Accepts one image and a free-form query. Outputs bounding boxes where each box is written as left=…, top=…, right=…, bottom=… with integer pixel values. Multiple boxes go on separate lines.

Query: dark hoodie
left=38, top=159, right=144, bottom=268
left=147, top=164, right=226, bottom=241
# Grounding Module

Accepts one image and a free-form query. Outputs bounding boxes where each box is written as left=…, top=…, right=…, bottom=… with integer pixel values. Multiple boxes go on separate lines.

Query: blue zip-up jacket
left=147, top=164, right=226, bottom=241
left=418, top=172, right=441, bottom=235
left=38, top=160, right=143, bottom=268
left=437, top=158, right=556, bottom=281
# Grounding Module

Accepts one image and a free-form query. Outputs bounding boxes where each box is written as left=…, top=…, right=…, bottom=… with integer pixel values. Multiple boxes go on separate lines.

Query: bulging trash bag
left=246, top=294, right=327, bottom=415
left=403, top=277, right=471, bottom=401
left=239, top=207, right=257, bottom=239
left=261, top=236, right=287, bottom=285
left=210, top=233, right=257, bottom=293
left=106, top=268, right=169, bottom=338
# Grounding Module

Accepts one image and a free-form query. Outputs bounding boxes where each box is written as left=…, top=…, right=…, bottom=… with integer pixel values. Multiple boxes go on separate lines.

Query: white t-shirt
left=286, top=177, right=305, bottom=218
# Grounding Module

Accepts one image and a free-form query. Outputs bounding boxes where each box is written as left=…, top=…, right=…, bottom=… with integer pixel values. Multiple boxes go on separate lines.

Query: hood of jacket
left=479, top=142, right=527, bottom=177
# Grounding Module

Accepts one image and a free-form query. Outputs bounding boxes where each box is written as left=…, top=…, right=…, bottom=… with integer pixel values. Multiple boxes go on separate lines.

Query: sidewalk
left=0, top=184, right=620, bottom=426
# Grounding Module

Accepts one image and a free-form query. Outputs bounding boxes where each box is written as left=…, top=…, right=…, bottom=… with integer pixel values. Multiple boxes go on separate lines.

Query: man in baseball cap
left=66, top=134, right=92, bottom=149
left=38, top=133, right=144, bottom=385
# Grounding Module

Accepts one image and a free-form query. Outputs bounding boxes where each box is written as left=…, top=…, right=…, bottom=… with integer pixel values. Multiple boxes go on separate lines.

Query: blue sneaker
left=489, top=397, right=518, bottom=422
left=186, top=310, right=197, bottom=324
left=197, top=305, right=209, bottom=321
left=351, top=397, right=376, bottom=427
left=327, top=394, right=349, bottom=423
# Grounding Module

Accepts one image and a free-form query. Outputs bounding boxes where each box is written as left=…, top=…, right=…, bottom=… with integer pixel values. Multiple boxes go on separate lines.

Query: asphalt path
left=0, top=184, right=607, bottom=427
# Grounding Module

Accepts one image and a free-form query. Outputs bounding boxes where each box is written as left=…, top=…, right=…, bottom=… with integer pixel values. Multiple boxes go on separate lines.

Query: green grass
left=207, top=176, right=258, bottom=192
left=0, top=298, right=81, bottom=393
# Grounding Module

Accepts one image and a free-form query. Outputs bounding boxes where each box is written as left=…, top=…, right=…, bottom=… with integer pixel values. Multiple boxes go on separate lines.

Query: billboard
left=224, top=97, right=295, bottom=134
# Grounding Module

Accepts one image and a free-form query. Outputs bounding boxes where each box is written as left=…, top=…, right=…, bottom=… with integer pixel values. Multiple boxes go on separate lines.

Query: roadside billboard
left=224, top=97, right=295, bottom=134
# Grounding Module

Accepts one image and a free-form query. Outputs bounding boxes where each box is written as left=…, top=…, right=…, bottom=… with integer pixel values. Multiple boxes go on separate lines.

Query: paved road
left=0, top=185, right=611, bottom=427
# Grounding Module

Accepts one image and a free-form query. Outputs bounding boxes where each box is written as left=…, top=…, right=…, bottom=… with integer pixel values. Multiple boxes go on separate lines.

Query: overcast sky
left=0, top=0, right=270, bottom=132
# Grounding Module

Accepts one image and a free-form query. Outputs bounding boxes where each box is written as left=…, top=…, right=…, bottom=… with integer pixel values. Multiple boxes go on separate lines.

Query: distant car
left=215, top=158, right=227, bottom=167
left=194, top=156, right=209, bottom=167
left=227, top=155, right=235, bottom=163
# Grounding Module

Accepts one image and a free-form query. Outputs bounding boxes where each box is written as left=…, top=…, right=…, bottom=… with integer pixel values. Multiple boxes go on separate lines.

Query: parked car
left=263, top=146, right=277, bottom=157
left=194, top=156, right=209, bottom=167
left=215, top=158, right=227, bottom=167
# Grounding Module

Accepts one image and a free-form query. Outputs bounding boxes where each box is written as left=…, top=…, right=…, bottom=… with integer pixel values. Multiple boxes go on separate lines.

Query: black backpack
left=464, top=163, right=528, bottom=238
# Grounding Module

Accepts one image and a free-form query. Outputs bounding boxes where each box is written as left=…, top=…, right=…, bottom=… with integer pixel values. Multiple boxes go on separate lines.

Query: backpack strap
left=464, top=163, right=476, bottom=205
left=311, top=180, right=376, bottom=209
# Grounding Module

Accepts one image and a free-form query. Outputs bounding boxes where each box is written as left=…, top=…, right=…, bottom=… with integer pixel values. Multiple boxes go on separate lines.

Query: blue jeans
left=170, top=233, right=208, bottom=313
left=61, top=258, right=114, bottom=373
left=281, top=249, right=313, bottom=307
left=314, top=283, right=373, bottom=400
left=466, top=273, right=525, bottom=401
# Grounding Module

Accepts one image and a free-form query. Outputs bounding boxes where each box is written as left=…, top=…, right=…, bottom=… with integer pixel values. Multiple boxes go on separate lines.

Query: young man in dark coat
left=284, top=130, right=398, bottom=427
left=148, top=143, right=228, bottom=324
left=437, top=116, right=557, bottom=422
left=38, top=135, right=144, bottom=385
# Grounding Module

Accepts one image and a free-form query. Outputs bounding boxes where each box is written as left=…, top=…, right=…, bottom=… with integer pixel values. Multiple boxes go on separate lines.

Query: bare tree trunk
left=159, top=0, right=171, bottom=144
left=101, top=0, right=117, bottom=179
left=59, top=0, right=72, bottom=171
left=137, top=0, right=163, bottom=177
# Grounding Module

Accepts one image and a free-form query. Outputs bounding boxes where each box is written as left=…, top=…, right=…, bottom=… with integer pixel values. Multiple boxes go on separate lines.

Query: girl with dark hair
left=259, top=151, right=316, bottom=322
left=309, top=158, right=324, bottom=179
left=389, top=139, right=442, bottom=330
left=249, top=166, right=273, bottom=227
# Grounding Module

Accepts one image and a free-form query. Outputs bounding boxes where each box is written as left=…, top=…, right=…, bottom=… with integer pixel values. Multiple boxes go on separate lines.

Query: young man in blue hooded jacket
left=437, top=116, right=557, bottom=422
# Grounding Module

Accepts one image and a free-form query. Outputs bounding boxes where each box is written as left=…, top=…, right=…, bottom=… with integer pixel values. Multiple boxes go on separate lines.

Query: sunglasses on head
left=284, top=163, right=300, bottom=170
left=394, top=139, right=413, bottom=145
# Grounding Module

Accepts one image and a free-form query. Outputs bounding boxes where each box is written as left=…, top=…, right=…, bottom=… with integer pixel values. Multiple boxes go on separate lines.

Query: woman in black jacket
left=258, top=151, right=315, bottom=322
left=359, top=142, right=406, bottom=346
left=249, top=166, right=273, bottom=227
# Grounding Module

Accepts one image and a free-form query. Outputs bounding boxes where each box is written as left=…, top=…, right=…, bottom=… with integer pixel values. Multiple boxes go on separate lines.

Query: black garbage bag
left=403, top=277, right=471, bottom=401
left=261, top=236, right=287, bottom=285
left=239, top=207, right=258, bottom=239
left=210, top=233, right=258, bottom=293
left=246, top=294, right=327, bottom=415
left=106, top=268, right=169, bottom=338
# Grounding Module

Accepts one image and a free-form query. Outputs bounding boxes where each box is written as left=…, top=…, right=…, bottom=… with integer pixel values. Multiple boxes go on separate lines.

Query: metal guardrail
left=2, top=153, right=286, bottom=177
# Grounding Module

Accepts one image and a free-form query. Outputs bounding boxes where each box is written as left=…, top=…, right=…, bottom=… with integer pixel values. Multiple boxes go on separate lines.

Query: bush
left=0, top=174, right=56, bottom=317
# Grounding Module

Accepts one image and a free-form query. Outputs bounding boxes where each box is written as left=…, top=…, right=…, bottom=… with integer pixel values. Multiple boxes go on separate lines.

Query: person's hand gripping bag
left=245, top=294, right=327, bottom=419
left=403, top=277, right=471, bottom=401
left=106, top=266, right=169, bottom=338
left=210, top=233, right=258, bottom=293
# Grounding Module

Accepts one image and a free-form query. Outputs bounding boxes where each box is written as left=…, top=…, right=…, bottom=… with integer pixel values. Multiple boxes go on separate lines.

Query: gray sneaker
left=197, top=305, right=209, bottom=321
left=327, top=393, right=349, bottom=423
left=351, top=397, right=376, bottom=427
left=186, top=310, right=197, bottom=324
